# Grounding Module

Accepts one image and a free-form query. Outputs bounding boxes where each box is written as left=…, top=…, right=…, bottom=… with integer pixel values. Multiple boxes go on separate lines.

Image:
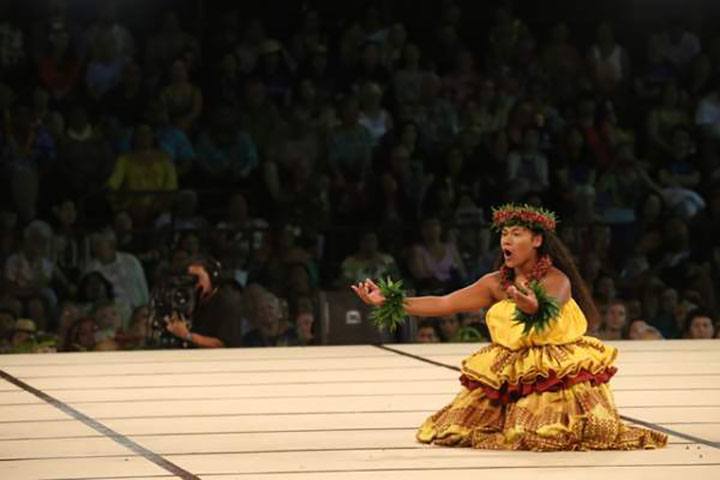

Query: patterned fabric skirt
left=416, top=340, right=668, bottom=451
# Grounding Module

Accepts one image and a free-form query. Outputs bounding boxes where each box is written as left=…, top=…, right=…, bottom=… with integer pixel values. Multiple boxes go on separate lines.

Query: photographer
left=163, top=258, right=244, bottom=348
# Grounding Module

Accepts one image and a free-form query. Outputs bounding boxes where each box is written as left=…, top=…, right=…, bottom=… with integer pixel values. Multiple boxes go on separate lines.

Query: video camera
left=147, top=257, right=222, bottom=348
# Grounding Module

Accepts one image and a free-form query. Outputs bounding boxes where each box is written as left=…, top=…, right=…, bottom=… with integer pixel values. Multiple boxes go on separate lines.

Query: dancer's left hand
left=507, top=283, right=539, bottom=314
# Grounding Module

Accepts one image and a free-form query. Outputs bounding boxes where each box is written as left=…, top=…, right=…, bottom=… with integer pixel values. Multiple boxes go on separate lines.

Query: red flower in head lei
left=492, top=203, right=558, bottom=289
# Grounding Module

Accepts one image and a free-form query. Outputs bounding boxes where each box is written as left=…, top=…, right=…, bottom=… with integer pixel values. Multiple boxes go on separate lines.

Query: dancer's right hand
left=351, top=278, right=386, bottom=306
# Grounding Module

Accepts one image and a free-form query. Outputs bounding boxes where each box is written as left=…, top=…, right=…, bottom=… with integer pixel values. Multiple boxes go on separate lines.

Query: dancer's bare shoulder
left=541, top=267, right=571, bottom=304
left=475, top=271, right=507, bottom=303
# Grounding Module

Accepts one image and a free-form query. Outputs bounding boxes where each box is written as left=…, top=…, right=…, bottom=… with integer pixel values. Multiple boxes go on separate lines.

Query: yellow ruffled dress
left=416, top=298, right=668, bottom=451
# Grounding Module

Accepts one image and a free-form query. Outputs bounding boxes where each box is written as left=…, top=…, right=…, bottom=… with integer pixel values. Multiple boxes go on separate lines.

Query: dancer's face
left=500, top=226, right=542, bottom=269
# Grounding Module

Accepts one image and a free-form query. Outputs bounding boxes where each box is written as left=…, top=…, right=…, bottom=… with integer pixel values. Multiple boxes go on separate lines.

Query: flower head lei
left=491, top=203, right=558, bottom=234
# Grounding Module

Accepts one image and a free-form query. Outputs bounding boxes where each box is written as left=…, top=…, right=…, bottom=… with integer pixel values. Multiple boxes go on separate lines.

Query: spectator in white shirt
left=85, top=230, right=148, bottom=311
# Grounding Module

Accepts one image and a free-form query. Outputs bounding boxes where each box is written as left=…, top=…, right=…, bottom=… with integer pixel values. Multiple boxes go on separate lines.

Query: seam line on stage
left=5, top=387, right=720, bottom=408
left=46, top=462, right=720, bottom=479
left=2, top=413, right=718, bottom=425
left=374, top=344, right=720, bottom=450
left=5, top=364, right=432, bottom=379
left=0, top=441, right=701, bottom=462
left=0, top=369, right=200, bottom=480
left=5, top=370, right=719, bottom=380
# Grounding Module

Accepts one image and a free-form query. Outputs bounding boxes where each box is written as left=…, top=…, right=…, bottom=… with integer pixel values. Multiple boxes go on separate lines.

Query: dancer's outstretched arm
left=352, top=274, right=497, bottom=318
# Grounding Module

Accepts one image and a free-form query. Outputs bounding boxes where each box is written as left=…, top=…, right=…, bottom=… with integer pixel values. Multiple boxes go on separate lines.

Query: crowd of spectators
left=1, top=0, right=719, bottom=353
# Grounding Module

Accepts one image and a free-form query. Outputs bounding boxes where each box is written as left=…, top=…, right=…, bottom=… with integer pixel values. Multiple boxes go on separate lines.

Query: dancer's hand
left=507, top=283, right=539, bottom=314
left=351, top=278, right=386, bottom=306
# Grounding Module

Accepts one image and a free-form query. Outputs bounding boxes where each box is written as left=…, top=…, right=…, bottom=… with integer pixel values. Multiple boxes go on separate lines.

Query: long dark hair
left=494, top=229, right=600, bottom=328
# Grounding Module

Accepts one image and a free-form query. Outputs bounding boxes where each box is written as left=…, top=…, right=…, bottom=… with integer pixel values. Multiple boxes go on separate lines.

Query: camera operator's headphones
left=187, top=257, right=223, bottom=295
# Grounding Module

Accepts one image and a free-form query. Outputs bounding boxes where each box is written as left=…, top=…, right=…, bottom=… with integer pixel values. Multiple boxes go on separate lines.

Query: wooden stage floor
left=0, top=340, right=718, bottom=479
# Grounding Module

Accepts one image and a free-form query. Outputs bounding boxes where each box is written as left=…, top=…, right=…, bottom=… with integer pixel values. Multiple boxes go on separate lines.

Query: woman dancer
left=352, top=204, right=667, bottom=451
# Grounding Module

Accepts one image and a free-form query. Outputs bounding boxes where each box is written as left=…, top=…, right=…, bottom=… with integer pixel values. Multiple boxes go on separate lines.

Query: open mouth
left=503, top=249, right=513, bottom=261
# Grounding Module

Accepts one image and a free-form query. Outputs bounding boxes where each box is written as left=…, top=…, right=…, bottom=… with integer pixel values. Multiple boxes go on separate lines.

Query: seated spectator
left=0, top=9, right=27, bottom=82
left=412, top=74, right=460, bottom=152
left=50, top=199, right=89, bottom=284
left=656, top=20, right=702, bottom=72
left=506, top=127, right=549, bottom=200
left=2, top=104, right=56, bottom=222
left=376, top=137, right=431, bottom=223
left=634, top=35, right=676, bottom=101
left=415, top=319, right=439, bottom=343
left=242, top=291, right=299, bottom=347
left=641, top=327, right=665, bottom=340
left=595, top=142, right=647, bottom=224
left=57, top=301, right=81, bottom=342
left=443, top=50, right=481, bottom=107
left=408, top=217, right=466, bottom=294
left=239, top=79, right=287, bottom=156
left=106, top=123, right=178, bottom=226
left=93, top=300, right=123, bottom=341
left=195, top=106, right=259, bottom=185
left=327, top=96, right=374, bottom=216
left=0, top=308, right=17, bottom=352
left=154, top=190, right=208, bottom=232
left=103, top=62, right=149, bottom=126
left=117, top=305, right=150, bottom=350
left=339, top=230, right=400, bottom=286
left=248, top=222, right=314, bottom=293
left=62, top=316, right=98, bottom=352
left=284, top=262, right=318, bottom=309
left=213, top=193, right=269, bottom=273
left=658, top=126, right=701, bottom=190
left=144, top=99, right=195, bottom=176
left=145, top=11, right=200, bottom=86
left=576, top=97, right=613, bottom=171
left=84, top=3, right=134, bottom=62
left=487, top=6, right=533, bottom=70
left=597, top=299, right=628, bottom=340
left=647, top=81, right=691, bottom=160
left=4, top=220, right=69, bottom=311
left=684, top=309, right=716, bottom=339
left=26, top=294, right=50, bottom=333
left=85, top=230, right=149, bottom=312
left=58, top=105, right=115, bottom=200
left=438, top=313, right=461, bottom=342
left=257, top=39, right=294, bottom=106
left=159, top=59, right=203, bottom=131
left=294, top=304, right=316, bottom=346
left=628, top=318, right=652, bottom=340
left=651, top=287, right=680, bottom=339
left=587, top=22, right=630, bottom=95
left=541, top=22, right=582, bottom=101
left=393, top=43, right=428, bottom=107
left=9, top=318, right=38, bottom=353
left=381, top=22, right=407, bottom=70
left=358, top=82, right=393, bottom=146
left=695, top=80, right=720, bottom=140
left=84, top=34, right=127, bottom=101
left=37, top=28, right=82, bottom=103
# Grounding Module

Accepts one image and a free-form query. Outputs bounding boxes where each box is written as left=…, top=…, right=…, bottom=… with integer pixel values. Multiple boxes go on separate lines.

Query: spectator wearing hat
left=9, top=318, right=38, bottom=352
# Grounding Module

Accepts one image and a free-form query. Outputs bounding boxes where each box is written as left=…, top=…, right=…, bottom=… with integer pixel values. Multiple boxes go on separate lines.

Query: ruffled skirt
left=416, top=337, right=668, bottom=451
